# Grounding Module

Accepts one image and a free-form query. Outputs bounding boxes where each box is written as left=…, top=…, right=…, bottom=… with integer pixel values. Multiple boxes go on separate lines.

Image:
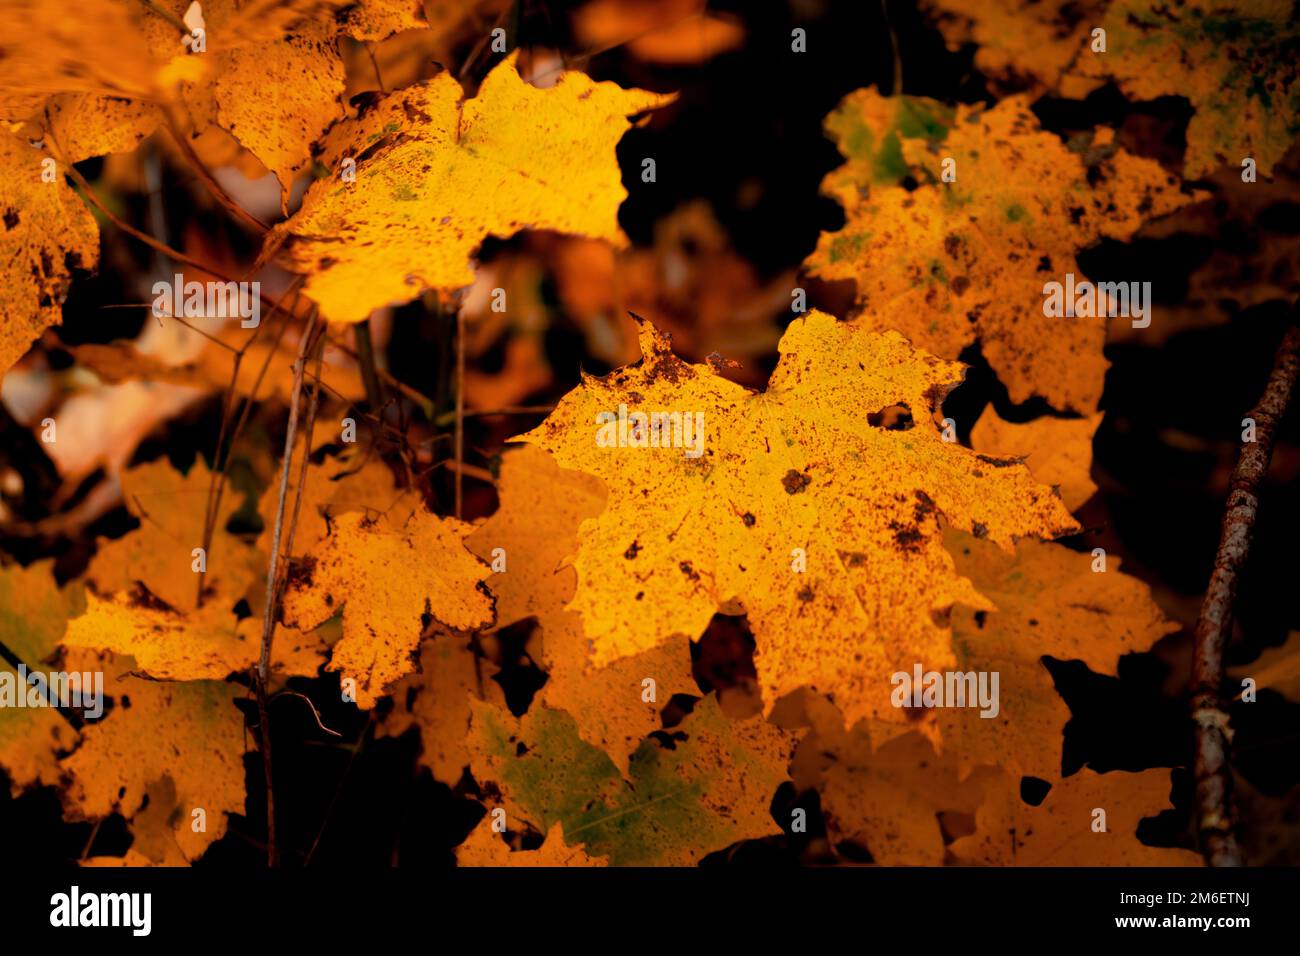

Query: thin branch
left=55, top=148, right=304, bottom=319
left=197, top=287, right=300, bottom=607
left=255, top=312, right=322, bottom=867
left=278, top=339, right=326, bottom=601
left=271, top=690, right=342, bottom=738
left=161, top=105, right=270, bottom=233
left=432, top=404, right=553, bottom=427
left=58, top=155, right=225, bottom=277
left=1191, top=309, right=1300, bottom=868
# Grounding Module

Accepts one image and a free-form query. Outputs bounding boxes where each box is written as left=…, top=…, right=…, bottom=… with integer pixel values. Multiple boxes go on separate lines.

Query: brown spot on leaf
left=782, top=470, right=810, bottom=494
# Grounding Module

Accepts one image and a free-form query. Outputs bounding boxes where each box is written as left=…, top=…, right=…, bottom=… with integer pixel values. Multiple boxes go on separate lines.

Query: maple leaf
left=923, top=0, right=1105, bottom=91
left=465, top=444, right=698, bottom=774
left=263, top=52, right=673, bottom=322
left=0, top=563, right=83, bottom=793
left=62, top=589, right=326, bottom=682
left=258, top=446, right=419, bottom=559
left=0, top=0, right=163, bottom=118
left=519, top=311, right=1078, bottom=733
left=2, top=0, right=350, bottom=211
left=805, top=92, right=1195, bottom=412
left=378, top=625, right=506, bottom=785
left=457, top=818, right=608, bottom=867
left=341, top=0, right=507, bottom=42
left=87, top=458, right=262, bottom=613
left=817, top=728, right=980, bottom=865
left=41, top=94, right=161, bottom=165
left=0, top=132, right=99, bottom=375
left=1069, top=0, right=1300, bottom=179
left=89, top=777, right=189, bottom=866
left=206, top=17, right=345, bottom=209
left=281, top=509, right=495, bottom=707
left=951, top=767, right=1203, bottom=865
left=468, top=693, right=795, bottom=865
left=58, top=649, right=246, bottom=863
left=969, top=409, right=1103, bottom=512
left=939, top=530, right=1179, bottom=780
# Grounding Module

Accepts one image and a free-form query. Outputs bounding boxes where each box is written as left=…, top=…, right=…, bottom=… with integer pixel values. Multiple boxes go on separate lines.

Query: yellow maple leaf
left=456, top=818, right=608, bottom=867
left=208, top=18, right=345, bottom=209
left=466, top=444, right=699, bottom=774
left=41, top=94, right=161, bottom=165
left=88, top=458, right=262, bottom=613
left=265, top=51, right=673, bottom=322
left=0, top=562, right=83, bottom=793
left=58, top=649, right=245, bottom=863
left=970, top=408, right=1103, bottom=512
left=281, top=509, right=495, bottom=707
left=818, top=728, right=979, bottom=865
left=940, top=529, right=1179, bottom=779
left=378, top=624, right=506, bottom=785
left=951, top=766, right=1203, bottom=865
left=924, top=0, right=1104, bottom=91
left=1069, top=0, right=1300, bottom=179
left=0, top=0, right=162, bottom=117
left=806, top=92, right=1195, bottom=412
left=259, top=446, right=418, bottom=559
left=63, top=589, right=326, bottom=682
left=0, top=132, right=99, bottom=374
left=518, top=311, right=1078, bottom=734
left=468, top=693, right=796, bottom=866
left=2, top=0, right=349, bottom=211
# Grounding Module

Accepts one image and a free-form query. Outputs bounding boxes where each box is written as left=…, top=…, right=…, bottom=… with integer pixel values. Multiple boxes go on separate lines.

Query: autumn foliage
left=0, top=0, right=1297, bottom=869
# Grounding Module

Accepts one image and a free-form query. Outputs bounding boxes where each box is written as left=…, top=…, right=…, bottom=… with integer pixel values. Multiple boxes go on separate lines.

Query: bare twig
left=255, top=311, right=322, bottom=866
left=55, top=152, right=306, bottom=319
left=271, top=690, right=342, bottom=738
left=1192, top=310, right=1300, bottom=867
left=58, top=156, right=226, bottom=277
left=432, top=404, right=553, bottom=427
left=278, top=340, right=326, bottom=599
left=161, top=105, right=270, bottom=233
left=196, top=286, right=300, bottom=607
